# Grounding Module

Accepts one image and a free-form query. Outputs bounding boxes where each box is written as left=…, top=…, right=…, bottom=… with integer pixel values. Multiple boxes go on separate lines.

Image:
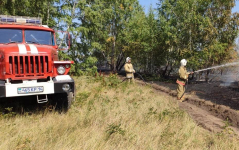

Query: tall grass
left=0, top=75, right=238, bottom=150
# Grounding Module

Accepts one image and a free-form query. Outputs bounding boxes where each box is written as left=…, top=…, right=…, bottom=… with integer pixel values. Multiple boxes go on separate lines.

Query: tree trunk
left=167, top=65, right=172, bottom=77
left=116, top=51, right=124, bottom=72
left=162, top=64, right=168, bottom=78
left=111, top=38, right=116, bottom=72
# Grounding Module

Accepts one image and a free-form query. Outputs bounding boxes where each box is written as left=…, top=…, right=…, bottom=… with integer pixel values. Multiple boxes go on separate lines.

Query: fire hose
left=121, top=72, right=146, bottom=83
left=135, top=72, right=146, bottom=83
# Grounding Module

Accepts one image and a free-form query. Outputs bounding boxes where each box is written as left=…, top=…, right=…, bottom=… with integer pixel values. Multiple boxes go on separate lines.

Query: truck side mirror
left=66, top=33, right=72, bottom=46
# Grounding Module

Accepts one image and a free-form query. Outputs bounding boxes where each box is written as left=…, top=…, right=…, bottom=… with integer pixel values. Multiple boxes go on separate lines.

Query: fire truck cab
left=0, top=15, right=75, bottom=111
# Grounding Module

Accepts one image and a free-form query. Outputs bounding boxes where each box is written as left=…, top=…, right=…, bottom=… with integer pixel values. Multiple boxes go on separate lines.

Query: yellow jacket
left=124, top=63, right=135, bottom=78
left=177, top=66, right=190, bottom=84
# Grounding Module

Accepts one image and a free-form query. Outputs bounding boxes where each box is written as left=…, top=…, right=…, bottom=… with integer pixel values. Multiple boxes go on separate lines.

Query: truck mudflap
left=0, top=75, right=75, bottom=98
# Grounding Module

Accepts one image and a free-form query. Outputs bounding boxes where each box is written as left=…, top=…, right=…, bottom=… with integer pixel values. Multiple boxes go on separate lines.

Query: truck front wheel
left=54, top=92, right=74, bottom=112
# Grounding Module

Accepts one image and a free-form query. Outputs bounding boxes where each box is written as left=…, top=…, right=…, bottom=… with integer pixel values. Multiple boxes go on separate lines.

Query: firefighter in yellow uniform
left=176, top=59, right=193, bottom=101
left=124, top=57, right=135, bottom=83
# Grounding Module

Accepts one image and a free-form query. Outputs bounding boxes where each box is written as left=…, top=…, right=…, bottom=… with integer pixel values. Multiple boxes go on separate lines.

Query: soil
left=136, top=79, right=239, bottom=135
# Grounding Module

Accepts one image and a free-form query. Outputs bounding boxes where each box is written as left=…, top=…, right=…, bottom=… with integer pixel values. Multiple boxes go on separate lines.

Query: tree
left=157, top=0, right=239, bottom=73
left=72, top=0, right=145, bottom=72
left=0, top=0, right=58, bottom=27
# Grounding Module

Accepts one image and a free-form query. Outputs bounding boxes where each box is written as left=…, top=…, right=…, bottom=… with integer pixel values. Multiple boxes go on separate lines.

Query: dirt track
left=136, top=80, right=239, bottom=135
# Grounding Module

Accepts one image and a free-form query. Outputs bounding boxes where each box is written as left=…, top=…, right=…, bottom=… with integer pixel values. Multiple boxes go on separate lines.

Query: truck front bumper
left=0, top=75, right=75, bottom=98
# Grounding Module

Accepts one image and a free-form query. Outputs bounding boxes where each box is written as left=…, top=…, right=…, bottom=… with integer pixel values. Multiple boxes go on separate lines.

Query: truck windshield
left=0, top=29, right=23, bottom=44
left=25, top=30, right=55, bottom=45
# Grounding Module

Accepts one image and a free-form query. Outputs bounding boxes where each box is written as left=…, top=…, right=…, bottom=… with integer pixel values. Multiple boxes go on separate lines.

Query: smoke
left=195, top=62, right=239, bottom=86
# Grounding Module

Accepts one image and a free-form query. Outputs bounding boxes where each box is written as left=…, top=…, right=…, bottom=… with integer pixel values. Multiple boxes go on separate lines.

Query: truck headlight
left=62, top=84, right=70, bottom=91
left=57, top=65, right=66, bottom=75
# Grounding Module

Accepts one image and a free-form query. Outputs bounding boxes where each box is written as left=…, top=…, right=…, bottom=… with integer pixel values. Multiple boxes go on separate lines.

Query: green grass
left=0, top=75, right=238, bottom=150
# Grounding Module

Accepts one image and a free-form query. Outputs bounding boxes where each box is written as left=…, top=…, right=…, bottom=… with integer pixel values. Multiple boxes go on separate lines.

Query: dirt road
left=137, top=80, right=239, bottom=135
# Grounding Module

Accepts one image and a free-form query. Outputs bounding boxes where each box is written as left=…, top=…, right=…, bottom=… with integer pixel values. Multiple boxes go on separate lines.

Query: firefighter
left=124, top=57, right=135, bottom=83
left=176, top=59, right=193, bottom=101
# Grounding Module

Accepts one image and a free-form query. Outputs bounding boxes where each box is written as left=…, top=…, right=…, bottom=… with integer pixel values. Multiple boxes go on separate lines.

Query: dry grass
left=0, top=75, right=238, bottom=150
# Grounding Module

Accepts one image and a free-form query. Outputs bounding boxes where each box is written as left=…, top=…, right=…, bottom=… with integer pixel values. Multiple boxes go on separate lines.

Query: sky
left=138, top=0, right=158, bottom=13
left=138, top=0, right=239, bottom=14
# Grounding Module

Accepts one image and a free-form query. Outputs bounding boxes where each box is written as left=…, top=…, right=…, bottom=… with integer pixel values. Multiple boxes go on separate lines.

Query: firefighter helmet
left=126, top=57, right=131, bottom=63
left=180, top=59, right=187, bottom=66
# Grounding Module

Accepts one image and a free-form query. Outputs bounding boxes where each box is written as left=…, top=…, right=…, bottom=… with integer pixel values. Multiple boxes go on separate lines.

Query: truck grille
left=9, top=56, right=49, bottom=77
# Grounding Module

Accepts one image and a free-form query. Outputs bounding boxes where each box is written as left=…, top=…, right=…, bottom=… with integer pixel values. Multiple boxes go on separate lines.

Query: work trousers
left=177, top=83, right=185, bottom=99
left=126, top=77, right=134, bottom=83
left=126, top=73, right=134, bottom=83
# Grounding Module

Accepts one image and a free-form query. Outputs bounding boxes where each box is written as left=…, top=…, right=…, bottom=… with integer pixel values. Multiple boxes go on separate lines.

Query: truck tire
left=63, top=92, right=74, bottom=112
left=55, top=92, right=74, bottom=112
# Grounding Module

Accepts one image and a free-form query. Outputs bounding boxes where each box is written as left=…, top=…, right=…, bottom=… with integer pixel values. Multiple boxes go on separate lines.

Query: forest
left=1, top=0, right=239, bottom=77
left=1, top=1, right=239, bottom=149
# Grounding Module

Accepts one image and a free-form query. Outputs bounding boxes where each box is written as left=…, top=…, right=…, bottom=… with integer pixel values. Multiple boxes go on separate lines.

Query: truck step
left=37, top=95, right=48, bottom=103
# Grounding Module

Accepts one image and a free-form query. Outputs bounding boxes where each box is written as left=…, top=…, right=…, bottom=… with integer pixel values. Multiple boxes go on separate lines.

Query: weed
left=106, top=123, right=125, bottom=140
left=148, top=107, right=157, bottom=115
left=120, top=82, right=128, bottom=92
left=97, top=95, right=110, bottom=106
left=106, top=73, right=121, bottom=87
left=87, top=99, right=95, bottom=111
left=223, top=127, right=235, bottom=135
left=75, top=91, right=91, bottom=106
left=222, top=117, right=235, bottom=135
left=94, top=72, right=104, bottom=82
left=16, top=136, right=31, bottom=150
left=223, top=118, right=232, bottom=129
left=158, top=108, right=184, bottom=121
left=2, top=107, right=17, bottom=118
left=138, top=88, right=143, bottom=94
left=126, top=89, right=134, bottom=95
left=95, top=86, right=104, bottom=94
left=206, top=137, right=215, bottom=148
left=149, top=90, right=154, bottom=94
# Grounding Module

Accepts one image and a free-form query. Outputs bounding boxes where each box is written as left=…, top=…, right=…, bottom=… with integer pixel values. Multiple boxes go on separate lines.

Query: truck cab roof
left=0, top=24, right=54, bottom=32
left=0, top=15, right=54, bottom=32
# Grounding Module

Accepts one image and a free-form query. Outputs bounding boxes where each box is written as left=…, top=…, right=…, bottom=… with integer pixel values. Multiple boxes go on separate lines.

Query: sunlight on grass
left=0, top=75, right=238, bottom=149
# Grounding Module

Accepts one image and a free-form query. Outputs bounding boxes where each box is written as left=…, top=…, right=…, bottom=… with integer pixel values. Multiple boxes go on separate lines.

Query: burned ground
left=140, top=79, right=239, bottom=134
left=154, top=81, right=239, bottom=110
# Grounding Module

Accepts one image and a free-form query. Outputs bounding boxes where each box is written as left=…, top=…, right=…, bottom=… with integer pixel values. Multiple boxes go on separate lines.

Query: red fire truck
left=0, top=15, right=75, bottom=111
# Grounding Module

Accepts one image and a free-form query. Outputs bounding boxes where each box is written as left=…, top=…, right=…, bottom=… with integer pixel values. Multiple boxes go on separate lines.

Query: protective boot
left=180, top=96, right=186, bottom=102
left=177, top=96, right=185, bottom=102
